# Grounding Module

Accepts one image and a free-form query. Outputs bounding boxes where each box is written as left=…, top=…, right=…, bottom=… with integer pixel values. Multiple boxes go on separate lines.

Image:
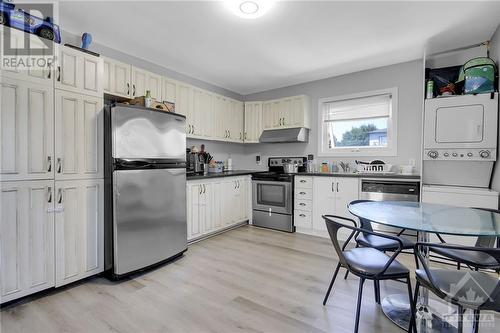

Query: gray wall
left=240, top=60, right=424, bottom=171
left=61, top=30, right=243, bottom=100
left=489, top=24, right=500, bottom=192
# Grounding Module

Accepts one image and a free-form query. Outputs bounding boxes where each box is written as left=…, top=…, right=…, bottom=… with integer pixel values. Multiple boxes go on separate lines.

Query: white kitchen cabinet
left=54, top=179, right=104, bottom=287
left=307, top=177, right=359, bottom=239
left=228, top=101, right=244, bottom=142
left=162, top=77, right=178, bottom=104
left=191, top=88, right=215, bottom=138
left=214, top=95, right=229, bottom=140
left=244, top=102, right=263, bottom=143
left=1, top=180, right=55, bottom=304
left=262, top=95, right=310, bottom=130
left=55, top=45, right=103, bottom=97
left=1, top=77, right=54, bottom=181
left=131, top=67, right=162, bottom=101
left=54, top=90, right=103, bottom=180
left=103, top=57, right=132, bottom=98
left=0, top=27, right=54, bottom=85
left=187, top=176, right=250, bottom=241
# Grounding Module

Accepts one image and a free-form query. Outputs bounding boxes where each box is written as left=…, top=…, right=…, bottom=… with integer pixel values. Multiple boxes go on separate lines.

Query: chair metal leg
left=406, top=277, right=417, bottom=333
left=354, top=278, right=365, bottom=333
left=323, top=262, right=341, bottom=305
left=344, top=244, right=359, bottom=280
left=473, top=310, right=480, bottom=333
left=457, top=262, right=461, bottom=270
left=457, top=305, right=464, bottom=333
left=373, top=280, right=381, bottom=304
left=412, top=281, right=420, bottom=332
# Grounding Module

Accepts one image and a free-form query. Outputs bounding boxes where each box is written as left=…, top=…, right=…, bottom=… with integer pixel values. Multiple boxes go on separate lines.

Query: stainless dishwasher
left=359, top=179, right=420, bottom=235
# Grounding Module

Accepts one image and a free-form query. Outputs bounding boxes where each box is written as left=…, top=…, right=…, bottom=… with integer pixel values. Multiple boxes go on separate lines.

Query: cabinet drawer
left=294, top=210, right=312, bottom=229
left=295, top=188, right=312, bottom=200
left=295, top=176, right=312, bottom=189
left=294, top=199, right=312, bottom=212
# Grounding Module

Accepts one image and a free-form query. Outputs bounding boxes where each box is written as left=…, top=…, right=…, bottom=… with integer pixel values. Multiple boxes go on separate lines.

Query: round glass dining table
left=348, top=201, right=500, bottom=333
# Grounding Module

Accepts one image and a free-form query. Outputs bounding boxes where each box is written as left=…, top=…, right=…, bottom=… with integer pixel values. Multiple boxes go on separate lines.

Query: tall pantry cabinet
left=1, top=34, right=104, bottom=303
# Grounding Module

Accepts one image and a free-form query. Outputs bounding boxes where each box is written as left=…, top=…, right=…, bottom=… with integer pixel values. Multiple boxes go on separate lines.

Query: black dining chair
left=411, top=243, right=500, bottom=333
left=431, top=207, right=500, bottom=271
left=322, top=214, right=417, bottom=333
left=344, top=200, right=416, bottom=297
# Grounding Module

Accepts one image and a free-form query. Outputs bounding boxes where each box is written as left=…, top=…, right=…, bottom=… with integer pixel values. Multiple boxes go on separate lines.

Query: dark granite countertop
left=187, top=170, right=420, bottom=180
left=186, top=170, right=264, bottom=180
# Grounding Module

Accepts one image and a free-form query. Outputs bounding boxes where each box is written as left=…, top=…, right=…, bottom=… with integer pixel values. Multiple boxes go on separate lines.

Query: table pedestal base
left=381, top=294, right=457, bottom=332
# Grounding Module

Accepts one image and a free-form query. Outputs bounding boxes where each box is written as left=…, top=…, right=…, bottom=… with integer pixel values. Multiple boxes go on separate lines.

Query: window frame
left=317, top=87, right=398, bottom=157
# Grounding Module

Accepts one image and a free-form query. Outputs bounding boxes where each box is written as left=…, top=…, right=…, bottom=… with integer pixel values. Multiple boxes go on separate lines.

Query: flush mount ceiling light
left=225, top=0, right=274, bottom=19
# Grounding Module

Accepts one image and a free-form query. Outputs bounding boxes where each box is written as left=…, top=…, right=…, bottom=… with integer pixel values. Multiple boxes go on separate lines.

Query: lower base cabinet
left=0, top=178, right=104, bottom=303
left=55, top=179, right=104, bottom=287
left=187, top=176, right=251, bottom=241
left=1, top=180, right=55, bottom=303
left=295, top=176, right=359, bottom=240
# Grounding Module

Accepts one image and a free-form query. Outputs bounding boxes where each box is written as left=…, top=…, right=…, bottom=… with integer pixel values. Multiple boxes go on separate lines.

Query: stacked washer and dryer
left=422, top=93, right=499, bottom=243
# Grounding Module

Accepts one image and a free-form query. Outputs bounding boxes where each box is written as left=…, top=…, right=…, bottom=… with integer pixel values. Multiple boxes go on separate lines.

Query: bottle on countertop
left=145, top=90, right=153, bottom=108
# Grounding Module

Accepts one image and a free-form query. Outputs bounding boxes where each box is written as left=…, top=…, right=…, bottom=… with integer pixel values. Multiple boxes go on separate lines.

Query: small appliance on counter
left=252, top=157, right=307, bottom=232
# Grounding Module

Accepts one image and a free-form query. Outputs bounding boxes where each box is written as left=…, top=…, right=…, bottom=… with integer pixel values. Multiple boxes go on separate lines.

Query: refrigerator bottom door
left=113, top=168, right=187, bottom=276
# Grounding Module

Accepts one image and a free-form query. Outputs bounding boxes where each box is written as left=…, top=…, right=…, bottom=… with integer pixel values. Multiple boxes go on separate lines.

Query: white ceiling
left=59, top=1, right=500, bottom=95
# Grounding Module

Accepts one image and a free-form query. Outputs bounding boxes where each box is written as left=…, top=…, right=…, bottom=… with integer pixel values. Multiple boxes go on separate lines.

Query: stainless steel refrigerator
left=104, top=104, right=187, bottom=278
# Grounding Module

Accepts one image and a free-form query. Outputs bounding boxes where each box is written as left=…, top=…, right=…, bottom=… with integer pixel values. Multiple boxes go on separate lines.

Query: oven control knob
left=479, top=150, right=491, bottom=159
left=467, top=152, right=473, bottom=157
left=443, top=152, right=449, bottom=157
left=427, top=150, right=439, bottom=159
left=452, top=152, right=458, bottom=157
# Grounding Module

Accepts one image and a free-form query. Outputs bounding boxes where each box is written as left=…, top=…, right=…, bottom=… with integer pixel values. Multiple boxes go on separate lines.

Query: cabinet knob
left=299, top=191, right=306, bottom=195
left=56, top=158, right=63, bottom=173
left=57, top=188, right=63, bottom=204
left=47, top=156, right=52, bottom=172
left=299, top=214, right=306, bottom=217
left=47, top=187, right=52, bottom=203
left=127, top=83, right=130, bottom=95
left=300, top=180, right=306, bottom=183
left=56, top=66, right=61, bottom=82
left=299, top=203, right=306, bottom=206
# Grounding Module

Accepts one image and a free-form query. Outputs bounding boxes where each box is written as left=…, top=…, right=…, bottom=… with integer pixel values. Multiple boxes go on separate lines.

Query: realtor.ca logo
left=441, top=271, right=497, bottom=329
left=1, top=1, right=59, bottom=71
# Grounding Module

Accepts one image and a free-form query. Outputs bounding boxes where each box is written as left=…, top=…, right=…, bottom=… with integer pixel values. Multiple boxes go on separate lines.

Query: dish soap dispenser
left=145, top=90, right=152, bottom=108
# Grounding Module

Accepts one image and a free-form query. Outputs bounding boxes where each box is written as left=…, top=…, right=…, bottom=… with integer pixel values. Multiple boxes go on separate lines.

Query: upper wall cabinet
left=0, top=27, right=54, bottom=86
left=244, top=102, right=263, bottom=143
left=263, top=95, right=310, bottom=130
left=103, top=57, right=131, bottom=98
left=162, top=77, right=178, bottom=104
left=1, top=77, right=54, bottom=181
left=131, top=67, right=162, bottom=100
left=55, top=45, right=104, bottom=97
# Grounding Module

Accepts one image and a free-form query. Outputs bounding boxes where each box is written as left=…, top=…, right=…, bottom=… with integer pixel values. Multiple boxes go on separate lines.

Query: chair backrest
left=323, top=214, right=404, bottom=277
left=348, top=199, right=374, bottom=232
left=471, top=207, right=500, bottom=248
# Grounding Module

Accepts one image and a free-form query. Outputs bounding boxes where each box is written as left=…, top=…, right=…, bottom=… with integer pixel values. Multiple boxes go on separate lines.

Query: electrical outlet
left=256, top=155, right=261, bottom=165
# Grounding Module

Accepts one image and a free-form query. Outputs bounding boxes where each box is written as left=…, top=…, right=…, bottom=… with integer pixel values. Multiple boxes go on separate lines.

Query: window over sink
left=318, top=88, right=398, bottom=156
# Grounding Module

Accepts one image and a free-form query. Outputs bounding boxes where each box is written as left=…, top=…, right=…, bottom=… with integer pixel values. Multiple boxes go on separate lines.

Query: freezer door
left=112, top=105, right=186, bottom=160
left=113, top=167, right=187, bottom=275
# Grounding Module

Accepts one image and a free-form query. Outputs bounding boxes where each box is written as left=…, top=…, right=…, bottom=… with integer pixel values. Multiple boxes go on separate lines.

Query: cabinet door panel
left=114, top=62, right=131, bottom=97
left=1, top=180, right=55, bottom=304
left=58, top=47, right=80, bottom=90
left=103, top=60, right=111, bottom=93
left=148, top=73, right=162, bottom=101
left=1, top=80, right=20, bottom=174
left=27, top=87, right=53, bottom=176
left=27, top=184, right=54, bottom=288
left=334, top=178, right=359, bottom=219
left=82, top=97, right=103, bottom=178
left=83, top=56, right=100, bottom=94
left=1, top=78, right=54, bottom=181
left=203, top=183, right=213, bottom=232
left=132, top=68, right=147, bottom=98
left=0, top=186, right=23, bottom=297
left=312, top=177, right=335, bottom=232
left=163, top=79, right=177, bottom=104
left=55, top=179, right=103, bottom=287
left=55, top=91, right=80, bottom=178
left=187, top=184, right=202, bottom=239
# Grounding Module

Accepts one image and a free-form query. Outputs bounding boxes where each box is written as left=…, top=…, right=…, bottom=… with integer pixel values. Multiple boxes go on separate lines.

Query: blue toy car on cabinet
left=0, top=0, right=61, bottom=43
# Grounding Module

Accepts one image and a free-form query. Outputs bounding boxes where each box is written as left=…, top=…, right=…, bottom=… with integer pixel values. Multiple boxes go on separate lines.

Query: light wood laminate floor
left=1, top=225, right=499, bottom=333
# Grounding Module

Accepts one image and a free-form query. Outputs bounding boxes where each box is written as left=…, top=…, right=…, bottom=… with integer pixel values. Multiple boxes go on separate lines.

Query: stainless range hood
left=259, top=128, right=309, bottom=143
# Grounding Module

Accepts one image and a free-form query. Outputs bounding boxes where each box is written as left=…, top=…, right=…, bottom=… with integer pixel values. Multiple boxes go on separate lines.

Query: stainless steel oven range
left=252, top=157, right=307, bottom=232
